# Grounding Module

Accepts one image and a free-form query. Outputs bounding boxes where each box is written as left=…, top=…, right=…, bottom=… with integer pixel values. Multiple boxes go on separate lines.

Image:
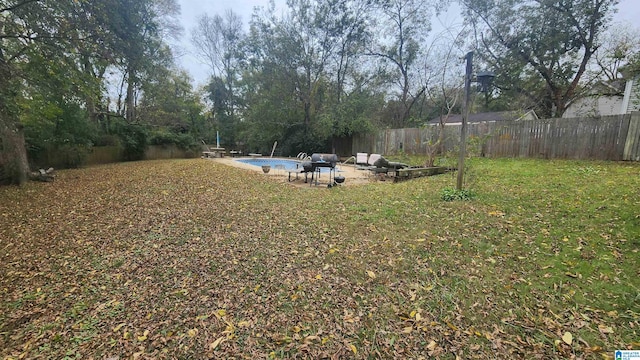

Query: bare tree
left=422, top=24, right=468, bottom=164
left=366, top=0, right=438, bottom=127
left=191, top=10, right=244, bottom=142
left=191, top=10, right=244, bottom=79
left=592, top=24, right=640, bottom=81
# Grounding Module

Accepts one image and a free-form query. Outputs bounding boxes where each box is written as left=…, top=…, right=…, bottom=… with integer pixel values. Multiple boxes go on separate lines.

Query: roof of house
left=427, top=110, right=537, bottom=125
left=582, top=79, right=626, bottom=97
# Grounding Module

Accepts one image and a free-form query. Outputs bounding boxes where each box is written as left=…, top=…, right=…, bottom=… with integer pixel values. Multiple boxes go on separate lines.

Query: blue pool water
left=235, top=158, right=340, bottom=173
left=236, top=158, right=301, bottom=170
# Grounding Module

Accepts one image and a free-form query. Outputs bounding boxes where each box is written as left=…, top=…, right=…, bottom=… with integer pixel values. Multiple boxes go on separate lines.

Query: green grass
left=0, top=158, right=638, bottom=359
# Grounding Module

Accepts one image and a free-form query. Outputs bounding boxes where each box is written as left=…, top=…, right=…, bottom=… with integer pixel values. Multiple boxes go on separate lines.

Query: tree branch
left=0, top=0, right=40, bottom=14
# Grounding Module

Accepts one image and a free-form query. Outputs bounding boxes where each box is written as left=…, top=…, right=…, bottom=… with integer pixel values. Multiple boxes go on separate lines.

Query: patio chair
left=368, top=154, right=382, bottom=167
left=355, top=153, right=369, bottom=169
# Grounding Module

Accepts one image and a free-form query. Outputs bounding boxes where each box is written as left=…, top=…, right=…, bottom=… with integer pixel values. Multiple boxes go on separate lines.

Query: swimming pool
left=235, top=158, right=340, bottom=173
left=236, top=158, right=301, bottom=170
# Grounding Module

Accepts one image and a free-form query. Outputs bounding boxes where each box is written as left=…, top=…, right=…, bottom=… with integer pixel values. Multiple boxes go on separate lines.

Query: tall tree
left=0, top=0, right=185, bottom=183
left=105, top=0, right=181, bottom=122
left=461, top=0, right=619, bottom=118
left=138, top=68, right=204, bottom=132
left=367, top=0, right=439, bottom=127
left=423, top=26, right=468, bottom=156
left=0, top=0, right=82, bottom=184
left=191, top=10, right=244, bottom=145
left=325, top=0, right=371, bottom=103
left=245, top=0, right=351, bottom=152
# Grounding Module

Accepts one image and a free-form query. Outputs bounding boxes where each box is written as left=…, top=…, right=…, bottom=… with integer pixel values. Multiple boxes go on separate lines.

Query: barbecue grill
left=301, top=153, right=340, bottom=187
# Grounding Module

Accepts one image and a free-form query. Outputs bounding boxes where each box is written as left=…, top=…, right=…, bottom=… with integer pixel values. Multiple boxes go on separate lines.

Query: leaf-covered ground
left=1, top=158, right=638, bottom=359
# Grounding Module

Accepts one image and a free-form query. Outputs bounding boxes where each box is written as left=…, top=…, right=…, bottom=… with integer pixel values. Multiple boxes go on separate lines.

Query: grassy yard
left=0, top=158, right=638, bottom=359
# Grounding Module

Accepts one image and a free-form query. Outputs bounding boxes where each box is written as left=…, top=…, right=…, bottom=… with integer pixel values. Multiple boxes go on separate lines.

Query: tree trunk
left=303, top=101, right=311, bottom=138
left=83, top=58, right=99, bottom=126
left=125, top=67, right=136, bottom=122
left=0, top=120, right=30, bottom=185
left=0, top=51, right=30, bottom=185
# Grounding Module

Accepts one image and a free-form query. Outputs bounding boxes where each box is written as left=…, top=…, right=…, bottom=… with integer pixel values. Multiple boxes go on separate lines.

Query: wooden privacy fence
left=352, top=113, right=640, bottom=161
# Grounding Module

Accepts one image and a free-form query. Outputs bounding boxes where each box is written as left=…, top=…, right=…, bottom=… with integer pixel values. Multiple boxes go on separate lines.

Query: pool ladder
left=342, top=155, right=355, bottom=165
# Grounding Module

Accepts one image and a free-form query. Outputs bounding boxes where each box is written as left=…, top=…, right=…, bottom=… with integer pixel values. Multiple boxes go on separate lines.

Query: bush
left=21, top=100, right=97, bottom=168
left=441, top=187, right=475, bottom=202
left=52, top=143, right=90, bottom=168
left=149, top=130, right=198, bottom=151
left=149, top=131, right=177, bottom=146
left=94, top=134, right=120, bottom=147
left=110, top=121, right=148, bottom=161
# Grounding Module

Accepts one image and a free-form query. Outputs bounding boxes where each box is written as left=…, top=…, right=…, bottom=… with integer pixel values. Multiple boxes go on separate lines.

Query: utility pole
left=457, top=51, right=473, bottom=191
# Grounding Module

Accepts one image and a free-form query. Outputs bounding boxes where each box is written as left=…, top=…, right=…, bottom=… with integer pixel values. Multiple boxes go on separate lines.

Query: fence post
left=624, top=112, right=640, bottom=161
left=457, top=52, right=473, bottom=190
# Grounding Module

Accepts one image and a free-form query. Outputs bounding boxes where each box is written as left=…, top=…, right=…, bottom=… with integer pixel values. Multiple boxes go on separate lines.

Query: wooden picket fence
left=352, top=113, right=640, bottom=161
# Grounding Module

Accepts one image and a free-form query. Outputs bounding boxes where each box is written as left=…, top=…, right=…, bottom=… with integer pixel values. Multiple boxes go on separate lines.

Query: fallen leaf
left=137, top=330, right=149, bottom=341
left=187, top=328, right=198, bottom=337
left=303, top=335, right=319, bottom=343
left=598, top=324, right=614, bottom=334
left=349, top=344, right=357, bottom=354
left=237, top=320, right=250, bottom=328
left=427, top=340, right=437, bottom=351
left=210, top=337, right=225, bottom=350
left=366, top=270, right=376, bottom=279
left=562, top=331, right=573, bottom=345
left=112, top=323, right=126, bottom=332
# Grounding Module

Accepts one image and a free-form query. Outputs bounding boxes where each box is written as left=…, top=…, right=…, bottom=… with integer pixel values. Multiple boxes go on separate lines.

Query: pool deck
left=210, top=156, right=374, bottom=186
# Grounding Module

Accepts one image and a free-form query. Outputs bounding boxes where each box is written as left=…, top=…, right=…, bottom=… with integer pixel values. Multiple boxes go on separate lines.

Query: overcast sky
left=174, top=0, right=640, bottom=86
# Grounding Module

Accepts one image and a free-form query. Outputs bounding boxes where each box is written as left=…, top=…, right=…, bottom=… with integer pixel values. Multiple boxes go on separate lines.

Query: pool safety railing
left=342, top=156, right=355, bottom=165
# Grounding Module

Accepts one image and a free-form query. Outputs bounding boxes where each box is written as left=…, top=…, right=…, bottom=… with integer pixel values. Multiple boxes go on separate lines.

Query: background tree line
left=0, top=0, right=636, bottom=184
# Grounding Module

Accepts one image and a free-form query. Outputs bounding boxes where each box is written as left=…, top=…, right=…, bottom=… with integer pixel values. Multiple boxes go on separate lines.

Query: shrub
left=51, top=143, right=90, bottom=168
left=149, top=131, right=177, bottom=146
left=441, top=187, right=475, bottom=202
left=111, top=121, right=148, bottom=161
left=149, top=130, right=199, bottom=151
left=94, top=134, right=120, bottom=147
